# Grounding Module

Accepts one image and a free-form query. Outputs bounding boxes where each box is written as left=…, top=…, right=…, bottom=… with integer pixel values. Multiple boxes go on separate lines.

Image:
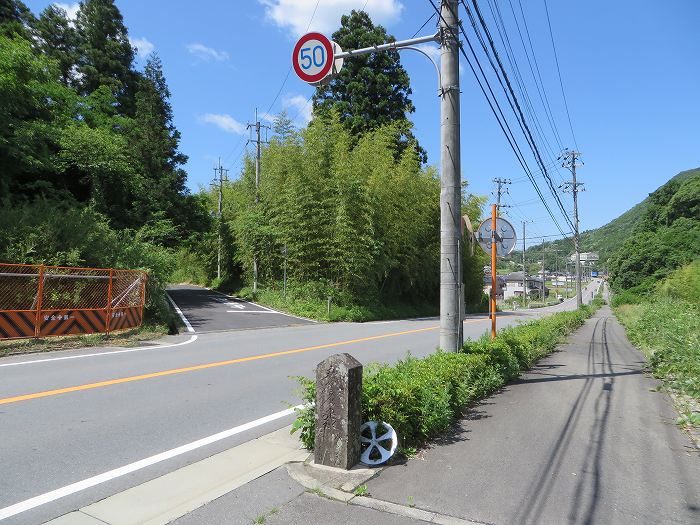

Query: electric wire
left=462, top=0, right=575, bottom=232
left=485, top=0, right=560, bottom=167
left=428, top=0, right=570, bottom=238
left=543, top=0, right=578, bottom=149
left=426, top=0, right=570, bottom=237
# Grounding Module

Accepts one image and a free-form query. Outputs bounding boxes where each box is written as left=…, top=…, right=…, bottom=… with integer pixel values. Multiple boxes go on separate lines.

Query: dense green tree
left=608, top=172, right=700, bottom=291
left=312, top=10, right=426, bottom=162
left=217, top=111, right=485, bottom=308
left=0, top=34, right=75, bottom=199
left=75, top=0, right=137, bottom=113
left=0, top=0, right=34, bottom=37
left=36, top=5, right=78, bottom=85
left=130, top=53, right=194, bottom=235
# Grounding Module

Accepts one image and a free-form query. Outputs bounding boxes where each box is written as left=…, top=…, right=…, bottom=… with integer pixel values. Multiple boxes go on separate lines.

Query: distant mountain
left=579, top=167, right=699, bottom=263
left=509, top=167, right=700, bottom=272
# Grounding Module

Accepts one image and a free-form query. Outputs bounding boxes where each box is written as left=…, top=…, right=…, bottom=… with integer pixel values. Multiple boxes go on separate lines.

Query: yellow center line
left=0, top=319, right=486, bottom=406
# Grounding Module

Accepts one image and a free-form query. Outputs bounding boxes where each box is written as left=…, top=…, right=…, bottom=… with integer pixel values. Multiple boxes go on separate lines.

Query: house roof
left=503, top=271, right=543, bottom=283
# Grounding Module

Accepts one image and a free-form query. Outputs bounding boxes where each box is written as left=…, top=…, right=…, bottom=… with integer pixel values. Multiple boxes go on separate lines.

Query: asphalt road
left=367, top=307, right=700, bottom=524
left=166, top=285, right=314, bottom=332
left=0, top=281, right=600, bottom=524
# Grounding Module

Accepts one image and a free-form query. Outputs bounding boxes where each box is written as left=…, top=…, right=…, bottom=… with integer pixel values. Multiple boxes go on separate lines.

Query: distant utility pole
left=560, top=149, right=584, bottom=307
left=522, top=221, right=527, bottom=304
left=492, top=177, right=512, bottom=210
left=541, top=239, right=546, bottom=300
left=212, top=159, right=229, bottom=281
left=247, top=108, right=270, bottom=292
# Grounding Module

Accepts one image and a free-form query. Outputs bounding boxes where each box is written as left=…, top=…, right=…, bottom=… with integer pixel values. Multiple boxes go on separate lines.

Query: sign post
left=476, top=212, right=517, bottom=339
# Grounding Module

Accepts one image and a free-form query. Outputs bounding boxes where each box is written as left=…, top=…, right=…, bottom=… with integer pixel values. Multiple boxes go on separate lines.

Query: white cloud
left=259, top=0, right=404, bottom=38
left=187, top=43, right=229, bottom=62
left=130, top=37, right=155, bottom=59
left=259, top=112, right=276, bottom=123
left=54, top=2, right=79, bottom=20
left=284, top=94, right=313, bottom=124
left=414, top=43, right=441, bottom=64
left=200, top=113, right=246, bottom=134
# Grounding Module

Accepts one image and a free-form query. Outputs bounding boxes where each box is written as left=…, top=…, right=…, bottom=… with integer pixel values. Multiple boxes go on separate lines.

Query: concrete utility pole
left=247, top=109, right=270, bottom=292
left=493, top=177, right=511, bottom=210
left=522, top=221, right=527, bottom=304
left=560, top=150, right=584, bottom=307
left=439, top=0, right=462, bottom=352
left=212, top=159, right=229, bottom=281
left=541, top=239, right=546, bottom=301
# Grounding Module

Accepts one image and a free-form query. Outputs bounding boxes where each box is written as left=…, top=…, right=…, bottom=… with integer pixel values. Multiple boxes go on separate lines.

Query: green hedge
left=292, top=303, right=598, bottom=450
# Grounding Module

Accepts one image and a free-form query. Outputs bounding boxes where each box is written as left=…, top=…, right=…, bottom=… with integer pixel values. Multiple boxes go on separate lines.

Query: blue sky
left=26, top=1, right=700, bottom=248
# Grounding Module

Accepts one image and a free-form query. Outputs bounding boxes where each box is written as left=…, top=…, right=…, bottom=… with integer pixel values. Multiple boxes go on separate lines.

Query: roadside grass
left=615, top=299, right=699, bottom=426
left=292, top=300, right=602, bottom=450
left=234, top=282, right=442, bottom=322
left=0, top=323, right=170, bottom=358
left=613, top=260, right=700, bottom=429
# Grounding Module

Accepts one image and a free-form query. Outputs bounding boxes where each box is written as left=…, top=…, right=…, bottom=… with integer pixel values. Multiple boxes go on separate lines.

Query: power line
left=543, top=0, right=578, bottom=149
left=462, top=0, right=575, bottom=233
left=508, top=0, right=565, bottom=151
left=428, top=0, right=570, bottom=237
left=411, top=12, right=437, bottom=38
left=485, top=0, right=561, bottom=167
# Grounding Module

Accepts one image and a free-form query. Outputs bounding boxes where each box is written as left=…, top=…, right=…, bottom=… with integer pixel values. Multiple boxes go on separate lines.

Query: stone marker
left=314, top=353, right=363, bottom=469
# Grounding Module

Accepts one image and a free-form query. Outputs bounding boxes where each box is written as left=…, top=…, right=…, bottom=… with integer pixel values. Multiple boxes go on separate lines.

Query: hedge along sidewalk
left=292, top=298, right=604, bottom=451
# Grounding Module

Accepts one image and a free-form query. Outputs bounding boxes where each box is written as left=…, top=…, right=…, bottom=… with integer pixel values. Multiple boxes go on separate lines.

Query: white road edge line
left=0, top=334, right=198, bottom=368
left=0, top=405, right=303, bottom=521
left=208, top=288, right=317, bottom=323
left=166, top=292, right=195, bottom=333
left=225, top=311, right=284, bottom=314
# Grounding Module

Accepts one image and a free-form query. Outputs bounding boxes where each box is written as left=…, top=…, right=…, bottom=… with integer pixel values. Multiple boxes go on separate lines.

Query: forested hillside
left=608, top=168, right=699, bottom=292
left=0, top=2, right=489, bottom=324
left=0, top=0, right=210, bottom=321
left=512, top=167, right=700, bottom=275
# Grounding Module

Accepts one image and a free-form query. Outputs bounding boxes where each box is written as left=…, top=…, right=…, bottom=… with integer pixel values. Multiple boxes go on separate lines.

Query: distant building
left=483, top=275, right=506, bottom=300
left=502, top=271, right=549, bottom=299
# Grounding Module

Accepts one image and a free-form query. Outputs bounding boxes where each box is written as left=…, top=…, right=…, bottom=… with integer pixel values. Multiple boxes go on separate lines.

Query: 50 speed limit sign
left=292, top=32, right=342, bottom=84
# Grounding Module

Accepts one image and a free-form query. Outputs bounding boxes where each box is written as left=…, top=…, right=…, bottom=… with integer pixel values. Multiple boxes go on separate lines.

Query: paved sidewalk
left=173, top=307, right=699, bottom=525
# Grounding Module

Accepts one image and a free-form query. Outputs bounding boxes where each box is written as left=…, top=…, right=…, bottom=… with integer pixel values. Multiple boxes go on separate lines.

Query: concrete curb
left=45, top=426, right=309, bottom=525
left=286, top=461, right=487, bottom=525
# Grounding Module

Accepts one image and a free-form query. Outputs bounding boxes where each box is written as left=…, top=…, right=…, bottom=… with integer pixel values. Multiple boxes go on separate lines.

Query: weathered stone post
left=314, top=353, right=363, bottom=469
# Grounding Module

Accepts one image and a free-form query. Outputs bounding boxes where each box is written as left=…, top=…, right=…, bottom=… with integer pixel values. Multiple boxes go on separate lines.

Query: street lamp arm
left=334, top=32, right=440, bottom=59
left=395, top=46, right=442, bottom=94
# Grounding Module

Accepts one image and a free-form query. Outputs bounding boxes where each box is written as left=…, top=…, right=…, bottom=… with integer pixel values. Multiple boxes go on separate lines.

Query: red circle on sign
left=292, top=32, right=334, bottom=83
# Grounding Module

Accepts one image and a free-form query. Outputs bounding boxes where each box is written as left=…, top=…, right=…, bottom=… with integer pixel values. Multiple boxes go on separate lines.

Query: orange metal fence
left=0, top=264, right=147, bottom=339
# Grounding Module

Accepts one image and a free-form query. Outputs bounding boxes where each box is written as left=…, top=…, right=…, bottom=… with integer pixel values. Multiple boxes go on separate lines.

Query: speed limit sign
left=292, top=32, right=335, bottom=84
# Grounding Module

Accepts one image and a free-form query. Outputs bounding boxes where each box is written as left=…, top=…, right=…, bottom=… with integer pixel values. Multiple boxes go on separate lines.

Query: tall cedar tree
left=75, top=0, right=137, bottom=115
left=36, top=5, right=78, bottom=86
left=0, top=0, right=34, bottom=37
left=132, top=53, right=200, bottom=240
left=312, top=10, right=426, bottom=162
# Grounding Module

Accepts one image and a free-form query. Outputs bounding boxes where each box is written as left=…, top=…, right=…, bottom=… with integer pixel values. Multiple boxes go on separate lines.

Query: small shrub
left=291, top=304, right=598, bottom=450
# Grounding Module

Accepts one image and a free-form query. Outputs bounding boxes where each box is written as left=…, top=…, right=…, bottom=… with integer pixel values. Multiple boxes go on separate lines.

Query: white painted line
left=166, top=292, right=195, bottom=333
left=0, top=335, right=198, bottom=368
left=208, top=288, right=317, bottom=323
left=225, top=310, right=282, bottom=314
left=0, top=405, right=304, bottom=521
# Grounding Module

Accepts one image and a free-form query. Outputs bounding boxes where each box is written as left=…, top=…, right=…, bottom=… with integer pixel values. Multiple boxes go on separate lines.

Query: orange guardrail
left=0, top=263, right=147, bottom=339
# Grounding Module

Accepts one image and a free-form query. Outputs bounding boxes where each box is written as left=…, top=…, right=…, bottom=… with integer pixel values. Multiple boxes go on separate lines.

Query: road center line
left=0, top=324, right=457, bottom=405
left=0, top=405, right=303, bottom=521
